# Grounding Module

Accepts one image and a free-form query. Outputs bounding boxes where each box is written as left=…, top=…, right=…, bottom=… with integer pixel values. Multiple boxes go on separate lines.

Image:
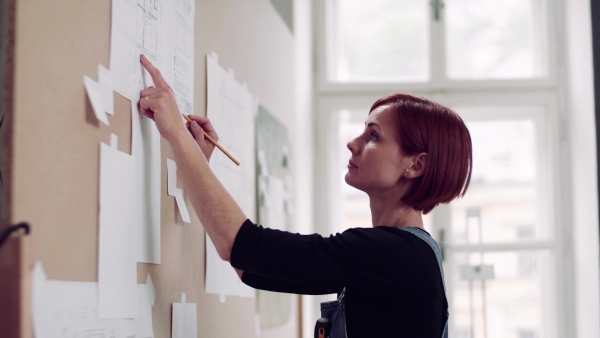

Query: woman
left=139, top=54, right=472, bottom=337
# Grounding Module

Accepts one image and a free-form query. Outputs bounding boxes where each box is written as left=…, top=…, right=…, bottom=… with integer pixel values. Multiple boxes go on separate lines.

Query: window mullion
left=429, top=0, right=447, bottom=88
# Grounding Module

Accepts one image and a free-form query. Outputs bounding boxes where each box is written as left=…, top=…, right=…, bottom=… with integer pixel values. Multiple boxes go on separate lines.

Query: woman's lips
left=348, top=160, right=358, bottom=169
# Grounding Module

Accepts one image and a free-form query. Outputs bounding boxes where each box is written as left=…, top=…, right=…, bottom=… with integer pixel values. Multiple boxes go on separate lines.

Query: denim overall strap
left=400, top=227, right=449, bottom=338
left=320, top=288, right=348, bottom=338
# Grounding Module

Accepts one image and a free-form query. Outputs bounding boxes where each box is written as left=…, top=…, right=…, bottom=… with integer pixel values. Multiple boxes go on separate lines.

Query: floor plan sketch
left=136, top=0, right=160, bottom=58
left=172, top=0, right=195, bottom=115
left=110, top=0, right=174, bottom=101
left=110, top=0, right=193, bottom=117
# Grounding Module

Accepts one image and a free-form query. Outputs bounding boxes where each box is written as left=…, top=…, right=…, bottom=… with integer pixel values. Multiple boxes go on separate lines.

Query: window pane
left=328, top=0, right=429, bottom=82
left=450, top=250, right=553, bottom=338
left=445, top=0, right=547, bottom=80
left=450, top=112, right=549, bottom=244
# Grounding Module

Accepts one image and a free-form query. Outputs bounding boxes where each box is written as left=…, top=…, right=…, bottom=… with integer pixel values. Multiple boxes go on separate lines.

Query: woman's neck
left=369, top=193, right=423, bottom=229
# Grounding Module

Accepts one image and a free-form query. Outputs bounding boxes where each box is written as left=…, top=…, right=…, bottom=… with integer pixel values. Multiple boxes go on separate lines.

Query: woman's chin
left=344, top=174, right=357, bottom=188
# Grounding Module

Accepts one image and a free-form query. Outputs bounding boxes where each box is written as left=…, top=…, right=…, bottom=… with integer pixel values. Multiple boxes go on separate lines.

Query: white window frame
left=315, top=0, right=558, bottom=94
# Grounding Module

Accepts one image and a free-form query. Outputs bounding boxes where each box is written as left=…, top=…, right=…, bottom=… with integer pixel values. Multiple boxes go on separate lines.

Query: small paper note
left=32, top=262, right=48, bottom=338
left=172, top=292, right=197, bottom=338
left=135, top=282, right=155, bottom=337
left=98, top=65, right=115, bottom=115
left=167, top=159, right=191, bottom=223
left=84, top=76, right=110, bottom=125
left=147, top=273, right=156, bottom=307
left=110, top=133, right=118, bottom=149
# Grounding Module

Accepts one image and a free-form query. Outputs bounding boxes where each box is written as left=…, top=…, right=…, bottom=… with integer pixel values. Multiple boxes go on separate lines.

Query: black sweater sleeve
left=241, top=272, right=339, bottom=295
left=231, top=219, right=440, bottom=291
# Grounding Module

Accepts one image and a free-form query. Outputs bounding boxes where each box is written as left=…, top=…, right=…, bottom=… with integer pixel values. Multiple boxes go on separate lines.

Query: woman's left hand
left=186, top=115, right=219, bottom=162
left=139, top=55, right=186, bottom=143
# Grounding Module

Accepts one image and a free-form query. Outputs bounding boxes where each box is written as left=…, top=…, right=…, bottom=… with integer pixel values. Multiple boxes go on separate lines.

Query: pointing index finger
left=140, top=54, right=168, bottom=88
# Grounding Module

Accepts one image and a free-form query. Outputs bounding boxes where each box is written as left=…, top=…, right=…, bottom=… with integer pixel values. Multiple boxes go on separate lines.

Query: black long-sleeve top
left=230, top=219, right=448, bottom=338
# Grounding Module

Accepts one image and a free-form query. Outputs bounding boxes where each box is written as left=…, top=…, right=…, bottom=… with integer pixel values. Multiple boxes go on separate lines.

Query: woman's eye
left=369, top=131, right=378, bottom=141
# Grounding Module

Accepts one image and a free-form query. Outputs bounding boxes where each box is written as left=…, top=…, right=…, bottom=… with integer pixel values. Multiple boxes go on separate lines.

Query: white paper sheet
left=204, top=52, right=257, bottom=299
left=32, top=262, right=47, bottom=338
left=31, top=262, right=155, bottom=338
left=110, top=0, right=194, bottom=117
left=84, top=75, right=110, bottom=125
left=131, top=101, right=162, bottom=263
left=98, top=65, right=115, bottom=115
left=99, top=141, right=138, bottom=319
left=174, top=189, right=191, bottom=223
left=110, top=0, right=174, bottom=101
left=172, top=0, right=195, bottom=116
left=167, top=158, right=191, bottom=223
left=110, top=133, right=118, bottom=149
left=147, top=273, right=156, bottom=307
left=135, top=284, right=155, bottom=337
left=266, top=176, right=285, bottom=231
left=172, top=293, right=197, bottom=338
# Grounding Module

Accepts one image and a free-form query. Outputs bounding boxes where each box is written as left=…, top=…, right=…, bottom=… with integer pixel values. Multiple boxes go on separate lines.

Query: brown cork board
left=8, top=0, right=299, bottom=337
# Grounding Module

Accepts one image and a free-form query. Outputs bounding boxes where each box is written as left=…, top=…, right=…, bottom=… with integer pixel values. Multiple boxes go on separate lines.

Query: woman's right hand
left=140, top=55, right=220, bottom=162
left=139, top=55, right=187, bottom=143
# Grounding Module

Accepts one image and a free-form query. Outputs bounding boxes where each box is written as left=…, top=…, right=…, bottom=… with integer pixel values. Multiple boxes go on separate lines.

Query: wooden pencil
left=182, top=114, right=240, bottom=166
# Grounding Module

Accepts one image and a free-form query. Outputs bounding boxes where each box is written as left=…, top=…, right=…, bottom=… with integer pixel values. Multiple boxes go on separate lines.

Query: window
left=445, top=0, right=548, bottom=80
left=445, top=105, right=556, bottom=338
left=327, top=0, right=429, bottom=82
left=313, top=1, right=564, bottom=338
left=323, top=0, right=552, bottom=85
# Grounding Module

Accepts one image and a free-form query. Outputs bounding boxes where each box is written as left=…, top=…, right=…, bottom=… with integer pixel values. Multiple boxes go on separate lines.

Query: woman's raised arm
left=139, top=54, right=246, bottom=262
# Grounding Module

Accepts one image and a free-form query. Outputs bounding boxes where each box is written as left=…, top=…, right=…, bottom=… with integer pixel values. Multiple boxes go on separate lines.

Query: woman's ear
left=407, top=152, right=428, bottom=178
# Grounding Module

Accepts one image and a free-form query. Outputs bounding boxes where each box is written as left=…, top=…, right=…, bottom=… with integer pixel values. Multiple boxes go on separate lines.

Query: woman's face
left=345, top=105, right=408, bottom=193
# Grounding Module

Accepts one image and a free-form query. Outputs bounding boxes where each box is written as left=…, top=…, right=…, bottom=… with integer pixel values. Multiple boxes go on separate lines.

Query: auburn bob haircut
left=370, top=93, right=473, bottom=214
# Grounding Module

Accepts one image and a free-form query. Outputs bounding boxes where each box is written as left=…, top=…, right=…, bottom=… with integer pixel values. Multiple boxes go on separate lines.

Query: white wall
left=562, top=0, right=600, bottom=336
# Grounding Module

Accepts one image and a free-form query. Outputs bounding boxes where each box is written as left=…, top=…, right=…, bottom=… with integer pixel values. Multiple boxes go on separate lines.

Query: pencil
left=182, top=114, right=241, bottom=166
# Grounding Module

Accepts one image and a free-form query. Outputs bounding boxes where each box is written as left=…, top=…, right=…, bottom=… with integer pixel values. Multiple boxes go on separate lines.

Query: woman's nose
left=347, top=137, right=358, bottom=153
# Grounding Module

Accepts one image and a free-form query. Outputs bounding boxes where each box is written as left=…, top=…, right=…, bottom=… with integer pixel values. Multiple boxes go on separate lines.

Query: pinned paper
left=110, top=0, right=174, bottom=101
left=110, top=133, right=118, bottom=149
left=32, top=262, right=48, bottom=338
left=98, top=142, right=138, bottom=319
left=142, top=66, right=155, bottom=89
left=135, top=275, right=155, bottom=337
left=131, top=101, right=162, bottom=264
left=257, top=151, right=269, bottom=177
left=147, top=273, right=156, bottom=307
left=98, top=65, right=115, bottom=115
left=172, top=292, right=197, bottom=338
left=31, top=262, right=139, bottom=338
left=84, top=75, right=110, bottom=125
left=266, top=176, right=285, bottom=231
left=204, top=52, right=256, bottom=300
left=167, top=159, right=191, bottom=223
left=166, top=159, right=177, bottom=195
left=255, top=314, right=261, bottom=337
